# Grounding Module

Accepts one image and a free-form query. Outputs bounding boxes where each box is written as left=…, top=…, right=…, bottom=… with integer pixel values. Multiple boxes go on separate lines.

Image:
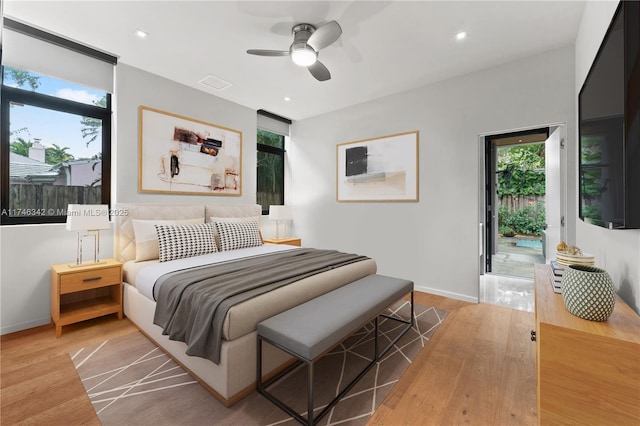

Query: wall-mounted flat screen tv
left=579, top=1, right=640, bottom=229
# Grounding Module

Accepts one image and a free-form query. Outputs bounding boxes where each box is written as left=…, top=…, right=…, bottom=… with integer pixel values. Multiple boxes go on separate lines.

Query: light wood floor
left=1, top=292, right=537, bottom=425
left=369, top=292, right=537, bottom=425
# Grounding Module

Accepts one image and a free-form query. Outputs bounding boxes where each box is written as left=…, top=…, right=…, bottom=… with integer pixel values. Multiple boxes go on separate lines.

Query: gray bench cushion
left=257, top=274, right=413, bottom=361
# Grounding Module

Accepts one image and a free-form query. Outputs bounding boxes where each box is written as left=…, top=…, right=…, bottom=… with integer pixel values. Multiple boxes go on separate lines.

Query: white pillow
left=132, top=218, right=203, bottom=261
left=155, top=223, right=217, bottom=262
left=214, top=220, right=263, bottom=251
left=209, top=216, right=261, bottom=225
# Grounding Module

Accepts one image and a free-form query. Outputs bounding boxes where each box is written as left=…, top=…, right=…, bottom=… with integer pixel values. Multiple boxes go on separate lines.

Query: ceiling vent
left=198, top=74, right=231, bottom=91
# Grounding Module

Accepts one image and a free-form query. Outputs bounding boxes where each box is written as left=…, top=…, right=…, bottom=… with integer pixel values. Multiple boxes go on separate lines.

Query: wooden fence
left=499, top=194, right=545, bottom=211
left=9, top=184, right=101, bottom=213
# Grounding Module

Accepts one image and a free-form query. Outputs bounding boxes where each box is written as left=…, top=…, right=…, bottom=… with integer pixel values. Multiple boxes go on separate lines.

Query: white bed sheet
left=132, top=244, right=299, bottom=301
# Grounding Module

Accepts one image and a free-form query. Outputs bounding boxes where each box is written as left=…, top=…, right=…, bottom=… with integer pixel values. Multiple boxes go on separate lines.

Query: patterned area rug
left=70, top=301, right=447, bottom=426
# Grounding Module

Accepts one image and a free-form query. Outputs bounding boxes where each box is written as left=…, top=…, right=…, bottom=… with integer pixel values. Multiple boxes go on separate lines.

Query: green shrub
left=498, top=203, right=546, bottom=236
left=498, top=225, right=513, bottom=235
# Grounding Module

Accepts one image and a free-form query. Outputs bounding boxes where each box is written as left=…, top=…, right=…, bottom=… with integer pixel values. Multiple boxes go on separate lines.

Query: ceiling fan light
left=291, top=47, right=317, bottom=67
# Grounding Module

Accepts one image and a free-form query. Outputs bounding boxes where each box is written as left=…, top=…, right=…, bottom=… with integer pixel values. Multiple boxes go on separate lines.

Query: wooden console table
left=534, top=264, right=640, bottom=425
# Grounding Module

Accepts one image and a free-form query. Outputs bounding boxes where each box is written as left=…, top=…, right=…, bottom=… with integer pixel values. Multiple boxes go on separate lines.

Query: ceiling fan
left=247, top=21, right=342, bottom=81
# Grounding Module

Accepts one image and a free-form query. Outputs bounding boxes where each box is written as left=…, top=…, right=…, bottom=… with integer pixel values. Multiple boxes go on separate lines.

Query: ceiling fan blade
left=246, top=49, right=289, bottom=57
left=308, top=60, right=331, bottom=81
left=307, top=21, right=342, bottom=51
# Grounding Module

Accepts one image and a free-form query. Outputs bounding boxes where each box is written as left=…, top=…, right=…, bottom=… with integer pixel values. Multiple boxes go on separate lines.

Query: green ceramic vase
left=561, top=265, right=615, bottom=321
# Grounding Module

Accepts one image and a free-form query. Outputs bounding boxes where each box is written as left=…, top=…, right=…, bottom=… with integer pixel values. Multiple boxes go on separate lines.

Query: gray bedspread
left=153, top=248, right=369, bottom=364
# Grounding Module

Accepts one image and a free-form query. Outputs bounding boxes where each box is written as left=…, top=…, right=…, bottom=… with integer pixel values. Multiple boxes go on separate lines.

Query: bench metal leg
left=257, top=336, right=309, bottom=425
left=257, top=335, right=262, bottom=392
left=257, top=291, right=414, bottom=426
left=377, top=290, right=414, bottom=360
left=307, top=360, right=314, bottom=426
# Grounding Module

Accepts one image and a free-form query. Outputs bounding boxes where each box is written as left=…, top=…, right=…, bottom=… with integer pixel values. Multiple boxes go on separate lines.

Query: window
left=1, top=67, right=112, bottom=224
left=0, top=18, right=116, bottom=225
left=257, top=129, right=285, bottom=214
left=256, top=110, right=291, bottom=215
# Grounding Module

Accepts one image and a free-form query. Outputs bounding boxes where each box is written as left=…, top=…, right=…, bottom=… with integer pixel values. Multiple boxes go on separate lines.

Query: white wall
left=0, top=64, right=258, bottom=334
left=115, top=64, right=257, bottom=205
left=574, top=0, right=640, bottom=312
left=0, top=224, right=115, bottom=333
left=290, top=46, right=575, bottom=302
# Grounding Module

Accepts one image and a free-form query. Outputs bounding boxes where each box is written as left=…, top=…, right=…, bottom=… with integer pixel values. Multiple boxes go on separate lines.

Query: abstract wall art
left=138, top=106, right=242, bottom=195
left=336, top=131, right=418, bottom=202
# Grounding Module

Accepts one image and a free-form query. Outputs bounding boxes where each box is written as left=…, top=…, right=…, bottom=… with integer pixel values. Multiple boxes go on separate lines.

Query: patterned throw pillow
left=209, top=216, right=261, bottom=251
left=154, top=223, right=217, bottom=262
left=214, top=220, right=263, bottom=251
left=132, top=218, right=203, bottom=261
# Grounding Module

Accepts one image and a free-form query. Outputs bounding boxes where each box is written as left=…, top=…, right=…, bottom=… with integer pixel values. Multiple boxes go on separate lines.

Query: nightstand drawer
left=60, top=267, right=121, bottom=294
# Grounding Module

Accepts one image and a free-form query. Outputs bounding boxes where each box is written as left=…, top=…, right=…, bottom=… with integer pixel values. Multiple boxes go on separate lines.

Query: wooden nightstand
left=50, top=258, right=123, bottom=337
left=263, top=237, right=301, bottom=247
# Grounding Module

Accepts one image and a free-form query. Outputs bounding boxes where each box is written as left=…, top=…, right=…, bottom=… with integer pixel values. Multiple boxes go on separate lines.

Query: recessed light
left=135, top=29, right=149, bottom=38
left=284, top=97, right=291, bottom=102
left=456, top=31, right=468, bottom=41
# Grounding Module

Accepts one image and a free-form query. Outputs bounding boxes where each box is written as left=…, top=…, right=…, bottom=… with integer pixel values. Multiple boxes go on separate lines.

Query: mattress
left=122, top=244, right=297, bottom=296
left=123, top=245, right=378, bottom=341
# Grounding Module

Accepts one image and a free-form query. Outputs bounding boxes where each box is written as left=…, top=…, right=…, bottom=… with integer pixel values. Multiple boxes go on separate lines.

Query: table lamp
left=66, top=204, right=110, bottom=267
left=268, top=205, right=293, bottom=240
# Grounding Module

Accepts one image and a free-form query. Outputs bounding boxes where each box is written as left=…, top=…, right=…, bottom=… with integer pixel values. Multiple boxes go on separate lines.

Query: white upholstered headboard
left=114, top=203, right=261, bottom=263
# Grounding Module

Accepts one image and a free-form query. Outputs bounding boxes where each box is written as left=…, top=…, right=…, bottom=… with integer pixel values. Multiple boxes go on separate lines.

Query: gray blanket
left=153, top=248, right=369, bottom=364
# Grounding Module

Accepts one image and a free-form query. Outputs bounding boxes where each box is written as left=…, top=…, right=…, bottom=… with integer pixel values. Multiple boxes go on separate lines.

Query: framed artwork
left=336, top=131, right=418, bottom=202
left=138, top=106, right=242, bottom=195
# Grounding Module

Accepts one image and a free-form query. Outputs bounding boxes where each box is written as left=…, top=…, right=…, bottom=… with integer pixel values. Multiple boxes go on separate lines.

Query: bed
left=115, top=203, right=377, bottom=406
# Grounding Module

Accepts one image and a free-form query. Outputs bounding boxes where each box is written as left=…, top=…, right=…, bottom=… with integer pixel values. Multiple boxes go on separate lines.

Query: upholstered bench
left=257, top=274, right=414, bottom=426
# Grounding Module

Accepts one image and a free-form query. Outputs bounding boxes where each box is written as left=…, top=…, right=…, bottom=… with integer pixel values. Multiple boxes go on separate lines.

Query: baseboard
left=1, top=317, right=51, bottom=336
left=415, top=284, right=479, bottom=304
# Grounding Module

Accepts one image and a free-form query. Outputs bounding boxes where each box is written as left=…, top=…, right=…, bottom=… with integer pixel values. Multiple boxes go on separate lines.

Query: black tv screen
left=579, top=1, right=640, bottom=229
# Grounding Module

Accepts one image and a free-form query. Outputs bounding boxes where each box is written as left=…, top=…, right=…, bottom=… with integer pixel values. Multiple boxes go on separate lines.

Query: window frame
left=0, top=79, right=112, bottom=225
left=256, top=130, right=286, bottom=215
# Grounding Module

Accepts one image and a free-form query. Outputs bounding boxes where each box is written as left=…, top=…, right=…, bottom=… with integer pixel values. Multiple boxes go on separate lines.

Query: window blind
left=257, top=109, right=292, bottom=136
left=2, top=18, right=116, bottom=93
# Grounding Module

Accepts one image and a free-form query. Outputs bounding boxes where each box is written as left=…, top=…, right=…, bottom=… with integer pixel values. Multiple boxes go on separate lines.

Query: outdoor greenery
left=80, top=95, right=106, bottom=146
left=256, top=129, right=284, bottom=194
left=10, top=138, right=76, bottom=164
left=497, top=144, right=545, bottom=196
left=257, top=129, right=285, bottom=149
left=7, top=67, right=41, bottom=162
left=9, top=138, right=32, bottom=157
left=498, top=203, right=546, bottom=236
left=4, top=67, right=40, bottom=90
left=256, top=129, right=285, bottom=211
left=45, top=144, right=74, bottom=164
left=6, top=67, right=40, bottom=157
left=497, top=143, right=546, bottom=236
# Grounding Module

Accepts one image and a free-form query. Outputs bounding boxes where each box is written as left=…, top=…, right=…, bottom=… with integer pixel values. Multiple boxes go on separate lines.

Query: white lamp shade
left=66, top=204, right=110, bottom=231
left=268, top=205, right=293, bottom=221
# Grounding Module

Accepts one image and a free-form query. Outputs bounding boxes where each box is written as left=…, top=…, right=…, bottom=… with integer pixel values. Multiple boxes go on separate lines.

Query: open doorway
left=480, top=124, right=566, bottom=311
left=486, top=128, right=547, bottom=278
